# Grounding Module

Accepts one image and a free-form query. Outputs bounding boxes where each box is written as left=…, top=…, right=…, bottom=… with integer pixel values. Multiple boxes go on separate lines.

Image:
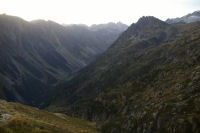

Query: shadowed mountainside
left=0, top=14, right=127, bottom=106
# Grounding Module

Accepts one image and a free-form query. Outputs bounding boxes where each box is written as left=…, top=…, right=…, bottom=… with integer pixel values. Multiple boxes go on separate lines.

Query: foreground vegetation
left=0, top=100, right=98, bottom=133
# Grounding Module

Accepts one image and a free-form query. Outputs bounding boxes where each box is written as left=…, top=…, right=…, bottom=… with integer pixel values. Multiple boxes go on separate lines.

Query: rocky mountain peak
left=136, top=16, right=166, bottom=26
left=191, top=10, right=200, bottom=16
left=114, top=16, right=168, bottom=44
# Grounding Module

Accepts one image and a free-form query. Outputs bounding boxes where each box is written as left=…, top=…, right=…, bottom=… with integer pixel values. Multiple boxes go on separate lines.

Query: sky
left=0, top=0, right=200, bottom=25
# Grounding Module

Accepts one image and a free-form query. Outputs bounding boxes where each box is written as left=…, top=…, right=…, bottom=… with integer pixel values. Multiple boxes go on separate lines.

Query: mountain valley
left=0, top=11, right=200, bottom=133
left=0, top=14, right=127, bottom=106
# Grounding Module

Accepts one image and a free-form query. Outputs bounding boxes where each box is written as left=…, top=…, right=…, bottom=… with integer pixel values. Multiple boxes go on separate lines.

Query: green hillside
left=0, top=99, right=98, bottom=133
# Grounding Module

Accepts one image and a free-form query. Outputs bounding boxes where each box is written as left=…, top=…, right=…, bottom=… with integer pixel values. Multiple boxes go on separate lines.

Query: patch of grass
left=0, top=100, right=98, bottom=133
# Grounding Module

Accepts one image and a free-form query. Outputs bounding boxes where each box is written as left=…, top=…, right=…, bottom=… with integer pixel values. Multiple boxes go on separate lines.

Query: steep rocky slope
left=0, top=14, right=127, bottom=106
left=49, top=17, right=200, bottom=133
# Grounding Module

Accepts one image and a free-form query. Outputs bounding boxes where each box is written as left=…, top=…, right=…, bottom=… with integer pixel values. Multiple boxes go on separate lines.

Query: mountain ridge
left=166, top=10, right=200, bottom=24
left=1, top=12, right=200, bottom=133
left=48, top=17, right=200, bottom=133
left=0, top=14, right=128, bottom=106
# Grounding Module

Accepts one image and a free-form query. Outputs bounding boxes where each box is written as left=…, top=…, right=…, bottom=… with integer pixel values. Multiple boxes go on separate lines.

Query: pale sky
left=0, top=0, right=200, bottom=25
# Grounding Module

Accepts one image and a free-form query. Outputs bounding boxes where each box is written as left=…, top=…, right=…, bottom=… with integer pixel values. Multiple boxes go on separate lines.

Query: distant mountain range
left=166, top=10, right=200, bottom=24
left=0, top=14, right=127, bottom=106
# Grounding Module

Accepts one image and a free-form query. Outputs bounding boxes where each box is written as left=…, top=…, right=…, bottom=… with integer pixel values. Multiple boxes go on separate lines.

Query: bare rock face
left=0, top=114, right=11, bottom=122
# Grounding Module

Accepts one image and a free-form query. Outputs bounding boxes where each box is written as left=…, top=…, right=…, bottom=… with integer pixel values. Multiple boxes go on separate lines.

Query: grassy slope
left=0, top=100, right=98, bottom=133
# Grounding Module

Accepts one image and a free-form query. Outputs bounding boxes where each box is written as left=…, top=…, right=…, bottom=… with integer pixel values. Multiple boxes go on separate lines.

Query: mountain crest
left=114, top=16, right=168, bottom=44
left=191, top=10, right=200, bottom=16
left=136, top=16, right=166, bottom=26
left=166, top=10, right=200, bottom=24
